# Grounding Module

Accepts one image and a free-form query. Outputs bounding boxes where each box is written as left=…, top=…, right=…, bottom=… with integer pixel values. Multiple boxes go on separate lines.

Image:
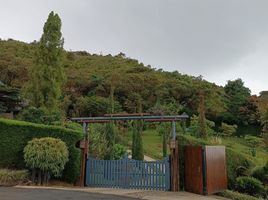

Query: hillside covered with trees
left=0, top=38, right=266, bottom=134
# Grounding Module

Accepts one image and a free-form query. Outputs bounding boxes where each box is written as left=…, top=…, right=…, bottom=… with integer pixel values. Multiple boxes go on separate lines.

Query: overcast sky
left=0, top=0, right=267, bottom=95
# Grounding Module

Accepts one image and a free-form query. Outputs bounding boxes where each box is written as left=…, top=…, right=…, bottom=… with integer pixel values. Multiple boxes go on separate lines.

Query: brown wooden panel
left=205, top=146, right=227, bottom=195
left=184, top=146, right=203, bottom=194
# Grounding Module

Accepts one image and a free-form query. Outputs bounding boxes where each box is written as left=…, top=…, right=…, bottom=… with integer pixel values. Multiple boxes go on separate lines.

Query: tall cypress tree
left=132, top=97, right=144, bottom=160
left=26, top=11, right=65, bottom=112
left=198, top=91, right=207, bottom=137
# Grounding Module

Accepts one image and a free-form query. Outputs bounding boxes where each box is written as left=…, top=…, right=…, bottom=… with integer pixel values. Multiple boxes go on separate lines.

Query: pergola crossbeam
left=71, top=114, right=188, bottom=123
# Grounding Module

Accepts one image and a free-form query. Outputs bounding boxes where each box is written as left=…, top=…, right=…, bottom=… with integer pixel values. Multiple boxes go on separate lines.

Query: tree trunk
left=31, top=168, right=36, bottom=184
left=198, top=91, right=207, bottom=138
left=37, top=170, right=42, bottom=186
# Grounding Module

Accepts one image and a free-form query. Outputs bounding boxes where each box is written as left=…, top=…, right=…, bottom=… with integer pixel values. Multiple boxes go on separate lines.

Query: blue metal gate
left=86, top=156, right=170, bottom=191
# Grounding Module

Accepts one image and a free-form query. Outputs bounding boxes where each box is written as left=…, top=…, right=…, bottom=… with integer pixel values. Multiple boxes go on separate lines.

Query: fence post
left=77, top=122, right=89, bottom=187
left=170, top=139, right=179, bottom=191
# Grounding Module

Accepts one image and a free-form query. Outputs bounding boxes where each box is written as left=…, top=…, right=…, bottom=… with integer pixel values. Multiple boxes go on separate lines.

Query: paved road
left=0, top=187, right=138, bottom=200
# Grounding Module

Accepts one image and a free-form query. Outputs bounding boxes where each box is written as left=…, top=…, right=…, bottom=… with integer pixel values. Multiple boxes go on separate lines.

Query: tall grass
left=0, top=169, right=28, bottom=186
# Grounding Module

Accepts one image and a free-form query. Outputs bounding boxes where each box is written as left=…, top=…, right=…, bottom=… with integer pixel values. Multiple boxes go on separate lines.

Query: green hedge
left=226, top=148, right=254, bottom=189
left=218, top=190, right=260, bottom=200
left=0, top=169, right=29, bottom=186
left=0, top=118, right=83, bottom=183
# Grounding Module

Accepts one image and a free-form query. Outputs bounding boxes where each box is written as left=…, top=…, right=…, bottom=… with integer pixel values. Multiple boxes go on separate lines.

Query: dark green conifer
left=26, top=11, right=65, bottom=112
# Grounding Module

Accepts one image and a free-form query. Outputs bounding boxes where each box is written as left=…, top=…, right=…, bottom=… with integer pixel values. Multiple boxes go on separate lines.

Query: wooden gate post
left=77, top=122, right=89, bottom=187
left=170, top=139, right=179, bottom=191
left=170, top=120, right=179, bottom=191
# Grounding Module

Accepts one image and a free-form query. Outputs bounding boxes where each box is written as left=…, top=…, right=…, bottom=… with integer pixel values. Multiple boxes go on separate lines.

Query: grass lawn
left=124, top=129, right=165, bottom=160
left=124, top=129, right=268, bottom=167
left=222, top=137, right=268, bottom=166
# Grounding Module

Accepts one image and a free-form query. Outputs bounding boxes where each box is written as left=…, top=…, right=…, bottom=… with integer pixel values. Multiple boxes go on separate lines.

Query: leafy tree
left=103, top=122, right=117, bottom=159
left=158, top=123, right=170, bottom=157
left=89, top=124, right=109, bottom=159
left=18, top=106, right=61, bottom=124
left=132, top=119, right=144, bottom=160
left=0, top=82, right=22, bottom=113
left=244, top=135, right=264, bottom=157
left=258, top=91, right=268, bottom=118
left=74, top=96, right=121, bottom=117
left=198, top=91, right=207, bottom=137
left=238, top=95, right=260, bottom=126
left=149, top=98, right=183, bottom=115
left=223, top=79, right=251, bottom=124
left=110, top=144, right=127, bottom=160
left=25, top=11, right=65, bottom=113
left=220, top=122, right=238, bottom=137
left=189, top=115, right=215, bottom=137
left=24, top=137, right=68, bottom=185
left=131, top=95, right=144, bottom=160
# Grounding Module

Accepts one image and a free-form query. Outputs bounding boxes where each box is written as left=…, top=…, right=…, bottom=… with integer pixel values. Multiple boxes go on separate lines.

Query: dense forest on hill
left=0, top=38, right=267, bottom=134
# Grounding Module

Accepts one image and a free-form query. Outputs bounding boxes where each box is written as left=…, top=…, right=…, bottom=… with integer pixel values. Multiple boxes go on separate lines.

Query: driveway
left=0, top=186, right=228, bottom=200
left=0, top=187, right=137, bottom=200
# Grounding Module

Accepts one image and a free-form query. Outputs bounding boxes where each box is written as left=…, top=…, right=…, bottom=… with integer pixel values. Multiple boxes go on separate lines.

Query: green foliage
left=189, top=115, right=215, bottom=137
left=132, top=120, right=144, bottom=160
left=149, top=99, right=183, bottom=115
left=220, top=122, right=238, bottom=137
left=24, top=137, right=69, bottom=177
left=261, top=109, right=268, bottom=134
left=235, top=176, right=266, bottom=198
left=74, top=96, right=121, bottom=117
left=0, top=118, right=83, bottom=183
left=245, top=135, right=264, bottom=147
left=223, top=79, right=255, bottom=125
left=89, top=124, right=109, bottom=159
left=25, top=11, right=65, bottom=112
left=51, top=121, right=83, bottom=132
left=0, top=82, right=21, bottom=112
left=226, top=148, right=254, bottom=189
left=103, top=122, right=117, bottom=159
left=18, top=106, right=61, bottom=124
left=0, top=169, right=28, bottom=186
left=0, top=38, right=227, bottom=121
left=197, top=92, right=207, bottom=137
left=251, top=162, right=268, bottom=184
left=157, top=123, right=170, bottom=157
left=238, top=96, right=260, bottom=126
left=110, top=144, right=127, bottom=160
left=218, top=190, right=260, bottom=200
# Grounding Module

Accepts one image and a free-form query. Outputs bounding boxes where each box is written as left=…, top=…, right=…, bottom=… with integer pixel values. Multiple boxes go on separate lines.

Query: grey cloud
left=0, top=0, right=268, bottom=94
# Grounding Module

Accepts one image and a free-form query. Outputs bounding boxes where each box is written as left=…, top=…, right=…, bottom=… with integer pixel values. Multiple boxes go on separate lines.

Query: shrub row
left=0, top=169, right=29, bottom=186
left=235, top=176, right=266, bottom=198
left=218, top=190, right=260, bottom=200
left=0, top=118, right=83, bottom=183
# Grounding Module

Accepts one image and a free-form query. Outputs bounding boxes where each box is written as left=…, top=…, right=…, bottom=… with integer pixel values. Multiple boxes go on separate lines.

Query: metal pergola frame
left=71, top=113, right=189, bottom=140
left=71, top=113, right=189, bottom=188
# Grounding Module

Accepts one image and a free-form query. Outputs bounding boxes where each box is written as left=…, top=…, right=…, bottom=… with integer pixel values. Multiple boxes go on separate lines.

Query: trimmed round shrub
left=24, top=137, right=69, bottom=184
left=235, top=176, right=266, bottom=198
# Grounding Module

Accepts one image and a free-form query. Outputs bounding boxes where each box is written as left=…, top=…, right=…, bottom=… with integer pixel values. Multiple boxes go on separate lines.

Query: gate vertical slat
left=141, top=161, right=144, bottom=189
left=156, top=162, right=158, bottom=190
left=86, top=156, right=170, bottom=191
left=154, top=162, right=156, bottom=190
left=147, top=162, right=149, bottom=189
left=112, top=160, right=114, bottom=188
left=97, top=160, right=100, bottom=187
